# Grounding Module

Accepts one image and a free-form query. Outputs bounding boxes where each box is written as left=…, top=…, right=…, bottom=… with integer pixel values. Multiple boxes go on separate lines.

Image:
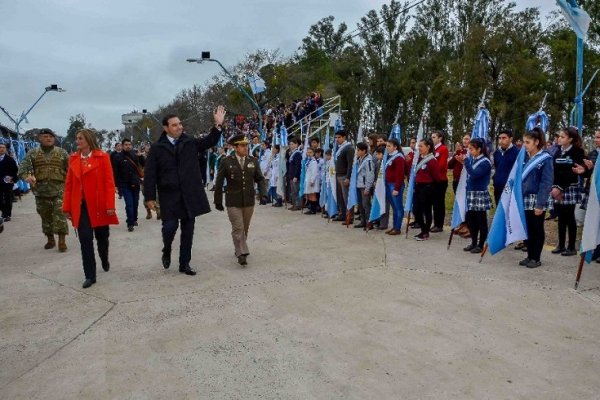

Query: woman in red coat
left=63, top=129, right=119, bottom=288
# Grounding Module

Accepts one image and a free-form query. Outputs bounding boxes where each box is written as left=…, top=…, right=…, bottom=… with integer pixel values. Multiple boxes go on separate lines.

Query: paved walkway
left=1, top=194, right=600, bottom=399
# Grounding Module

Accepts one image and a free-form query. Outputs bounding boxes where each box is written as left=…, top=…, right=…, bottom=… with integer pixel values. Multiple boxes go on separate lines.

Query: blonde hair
left=76, top=129, right=101, bottom=151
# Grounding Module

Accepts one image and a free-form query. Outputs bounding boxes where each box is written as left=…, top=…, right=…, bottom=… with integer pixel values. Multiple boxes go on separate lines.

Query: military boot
left=58, top=234, right=67, bottom=252
left=44, top=234, right=56, bottom=250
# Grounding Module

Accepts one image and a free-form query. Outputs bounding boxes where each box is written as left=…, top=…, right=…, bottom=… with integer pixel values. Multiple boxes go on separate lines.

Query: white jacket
left=303, top=157, right=320, bottom=194
left=269, top=153, right=280, bottom=188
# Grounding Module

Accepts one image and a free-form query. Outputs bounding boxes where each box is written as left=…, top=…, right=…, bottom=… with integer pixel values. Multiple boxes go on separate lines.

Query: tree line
left=63, top=0, right=600, bottom=148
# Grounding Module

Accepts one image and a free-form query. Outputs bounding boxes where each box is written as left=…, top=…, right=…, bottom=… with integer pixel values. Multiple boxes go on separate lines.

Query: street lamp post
left=186, top=52, right=264, bottom=137
left=0, top=84, right=65, bottom=135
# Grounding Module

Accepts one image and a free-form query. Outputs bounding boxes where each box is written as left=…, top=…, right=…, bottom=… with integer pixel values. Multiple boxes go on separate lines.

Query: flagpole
left=575, top=254, right=586, bottom=289
left=479, top=243, right=489, bottom=264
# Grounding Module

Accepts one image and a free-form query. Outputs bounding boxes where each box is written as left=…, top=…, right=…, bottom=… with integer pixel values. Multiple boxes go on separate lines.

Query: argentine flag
left=369, top=123, right=401, bottom=221
left=280, top=125, right=288, bottom=147
left=405, top=116, right=425, bottom=214
left=248, top=74, right=266, bottom=95
left=326, top=159, right=338, bottom=217
left=557, top=0, right=591, bottom=40
left=580, top=158, right=600, bottom=262
left=487, top=148, right=528, bottom=254
left=347, top=155, right=359, bottom=212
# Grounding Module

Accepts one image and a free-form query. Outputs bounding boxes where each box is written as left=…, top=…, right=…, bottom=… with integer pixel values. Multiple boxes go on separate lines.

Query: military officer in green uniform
left=214, top=134, right=268, bottom=266
left=18, top=128, right=70, bottom=251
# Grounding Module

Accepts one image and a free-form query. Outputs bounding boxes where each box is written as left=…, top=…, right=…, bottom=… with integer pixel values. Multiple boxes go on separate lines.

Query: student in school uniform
left=303, top=147, right=320, bottom=214
left=519, top=127, right=554, bottom=269
left=431, top=131, right=449, bottom=232
left=384, top=138, right=406, bottom=235
left=550, top=127, right=585, bottom=257
left=355, top=142, right=375, bottom=230
left=412, top=138, right=441, bottom=241
left=268, top=145, right=283, bottom=207
left=461, top=138, right=492, bottom=254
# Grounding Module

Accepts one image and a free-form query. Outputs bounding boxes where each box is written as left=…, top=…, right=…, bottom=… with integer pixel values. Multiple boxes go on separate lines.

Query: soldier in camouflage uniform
left=18, top=128, right=70, bottom=251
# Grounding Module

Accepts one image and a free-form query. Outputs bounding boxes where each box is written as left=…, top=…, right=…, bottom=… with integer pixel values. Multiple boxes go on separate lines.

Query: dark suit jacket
left=214, top=154, right=267, bottom=208
left=143, top=128, right=221, bottom=220
left=0, top=155, right=18, bottom=190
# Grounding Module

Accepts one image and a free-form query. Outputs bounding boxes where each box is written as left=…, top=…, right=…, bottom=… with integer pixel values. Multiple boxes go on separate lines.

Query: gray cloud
left=0, top=0, right=556, bottom=135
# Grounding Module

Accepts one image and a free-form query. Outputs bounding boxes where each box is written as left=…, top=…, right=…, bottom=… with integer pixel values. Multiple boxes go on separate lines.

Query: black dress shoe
left=179, top=265, right=196, bottom=275
left=551, top=247, right=565, bottom=254
left=526, top=260, right=542, bottom=268
left=162, top=249, right=171, bottom=269
left=354, top=224, right=366, bottom=229
left=561, top=249, right=577, bottom=256
left=430, top=226, right=443, bottom=233
left=519, top=258, right=530, bottom=266
left=470, top=246, right=483, bottom=254
left=463, top=244, right=476, bottom=252
left=238, top=255, right=248, bottom=266
left=102, top=262, right=110, bottom=272
left=3, top=216, right=10, bottom=222
left=82, top=279, right=96, bottom=289
left=127, top=225, right=134, bottom=232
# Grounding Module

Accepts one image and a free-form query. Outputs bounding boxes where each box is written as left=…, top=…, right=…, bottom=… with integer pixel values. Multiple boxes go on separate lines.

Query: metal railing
left=286, top=95, right=342, bottom=140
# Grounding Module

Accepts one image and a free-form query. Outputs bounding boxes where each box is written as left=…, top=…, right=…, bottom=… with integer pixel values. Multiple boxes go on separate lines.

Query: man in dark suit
left=0, top=142, right=18, bottom=221
left=214, top=134, right=268, bottom=266
left=144, top=106, right=226, bottom=276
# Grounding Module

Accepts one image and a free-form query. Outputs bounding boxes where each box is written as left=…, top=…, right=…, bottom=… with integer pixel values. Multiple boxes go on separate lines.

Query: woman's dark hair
left=431, top=131, right=445, bottom=144
left=524, top=127, right=546, bottom=150
left=273, top=144, right=280, bottom=152
left=375, top=145, right=386, bottom=154
left=387, top=138, right=401, bottom=151
left=469, top=138, right=489, bottom=157
left=561, top=126, right=582, bottom=148
left=420, top=138, right=434, bottom=154
left=325, top=149, right=333, bottom=156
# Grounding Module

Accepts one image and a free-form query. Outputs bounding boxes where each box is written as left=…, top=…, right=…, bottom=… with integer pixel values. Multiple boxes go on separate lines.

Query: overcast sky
left=1, top=1, right=556, bottom=136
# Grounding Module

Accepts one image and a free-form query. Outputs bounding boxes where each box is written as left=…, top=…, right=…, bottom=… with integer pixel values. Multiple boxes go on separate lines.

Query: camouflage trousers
left=35, top=195, right=69, bottom=235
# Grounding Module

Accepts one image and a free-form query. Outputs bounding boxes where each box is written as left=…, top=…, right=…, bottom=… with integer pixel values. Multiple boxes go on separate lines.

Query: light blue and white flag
left=487, top=148, right=528, bottom=254
left=451, top=106, right=490, bottom=229
left=323, top=126, right=331, bottom=152
left=347, top=154, right=359, bottom=212
left=557, top=0, right=592, bottom=40
left=369, top=123, right=401, bottom=221
left=299, top=124, right=310, bottom=198
left=326, top=159, right=338, bottom=217
left=580, top=158, right=600, bottom=262
left=247, top=74, right=266, bottom=95
left=334, top=116, right=343, bottom=133
left=405, top=117, right=425, bottom=214
left=280, top=125, right=288, bottom=147
left=526, top=111, right=550, bottom=133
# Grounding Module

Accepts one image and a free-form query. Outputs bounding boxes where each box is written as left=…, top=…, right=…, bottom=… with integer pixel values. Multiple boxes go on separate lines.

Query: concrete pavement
left=1, top=194, right=600, bottom=399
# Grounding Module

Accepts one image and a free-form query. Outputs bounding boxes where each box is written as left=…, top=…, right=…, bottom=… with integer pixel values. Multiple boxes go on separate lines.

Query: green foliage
left=146, top=0, right=600, bottom=144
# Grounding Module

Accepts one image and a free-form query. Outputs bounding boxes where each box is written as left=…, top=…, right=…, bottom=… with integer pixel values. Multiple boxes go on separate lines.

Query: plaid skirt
left=548, top=185, right=582, bottom=207
left=523, top=194, right=550, bottom=211
left=467, top=190, right=492, bottom=211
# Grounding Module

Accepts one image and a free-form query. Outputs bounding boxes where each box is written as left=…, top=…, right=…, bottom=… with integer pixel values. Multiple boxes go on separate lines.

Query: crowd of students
left=208, top=125, right=600, bottom=269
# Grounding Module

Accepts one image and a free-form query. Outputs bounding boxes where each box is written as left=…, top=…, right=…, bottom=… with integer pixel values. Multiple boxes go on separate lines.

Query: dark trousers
left=493, top=185, right=504, bottom=207
left=268, top=186, right=282, bottom=205
left=356, top=187, right=372, bottom=226
left=452, top=180, right=459, bottom=194
left=78, top=202, right=110, bottom=280
left=121, top=185, right=140, bottom=226
left=0, top=187, right=14, bottom=218
left=555, top=203, right=577, bottom=250
left=433, top=181, right=448, bottom=228
left=336, top=176, right=350, bottom=219
left=162, top=217, right=195, bottom=266
left=466, top=210, right=488, bottom=247
left=290, top=180, right=300, bottom=207
left=413, top=184, right=434, bottom=235
left=525, top=210, right=545, bottom=262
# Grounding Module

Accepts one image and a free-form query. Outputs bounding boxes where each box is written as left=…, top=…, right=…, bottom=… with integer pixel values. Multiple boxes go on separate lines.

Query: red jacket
left=448, top=148, right=467, bottom=181
left=385, top=152, right=406, bottom=191
left=434, top=144, right=449, bottom=181
left=415, top=156, right=441, bottom=184
left=63, top=150, right=119, bottom=229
